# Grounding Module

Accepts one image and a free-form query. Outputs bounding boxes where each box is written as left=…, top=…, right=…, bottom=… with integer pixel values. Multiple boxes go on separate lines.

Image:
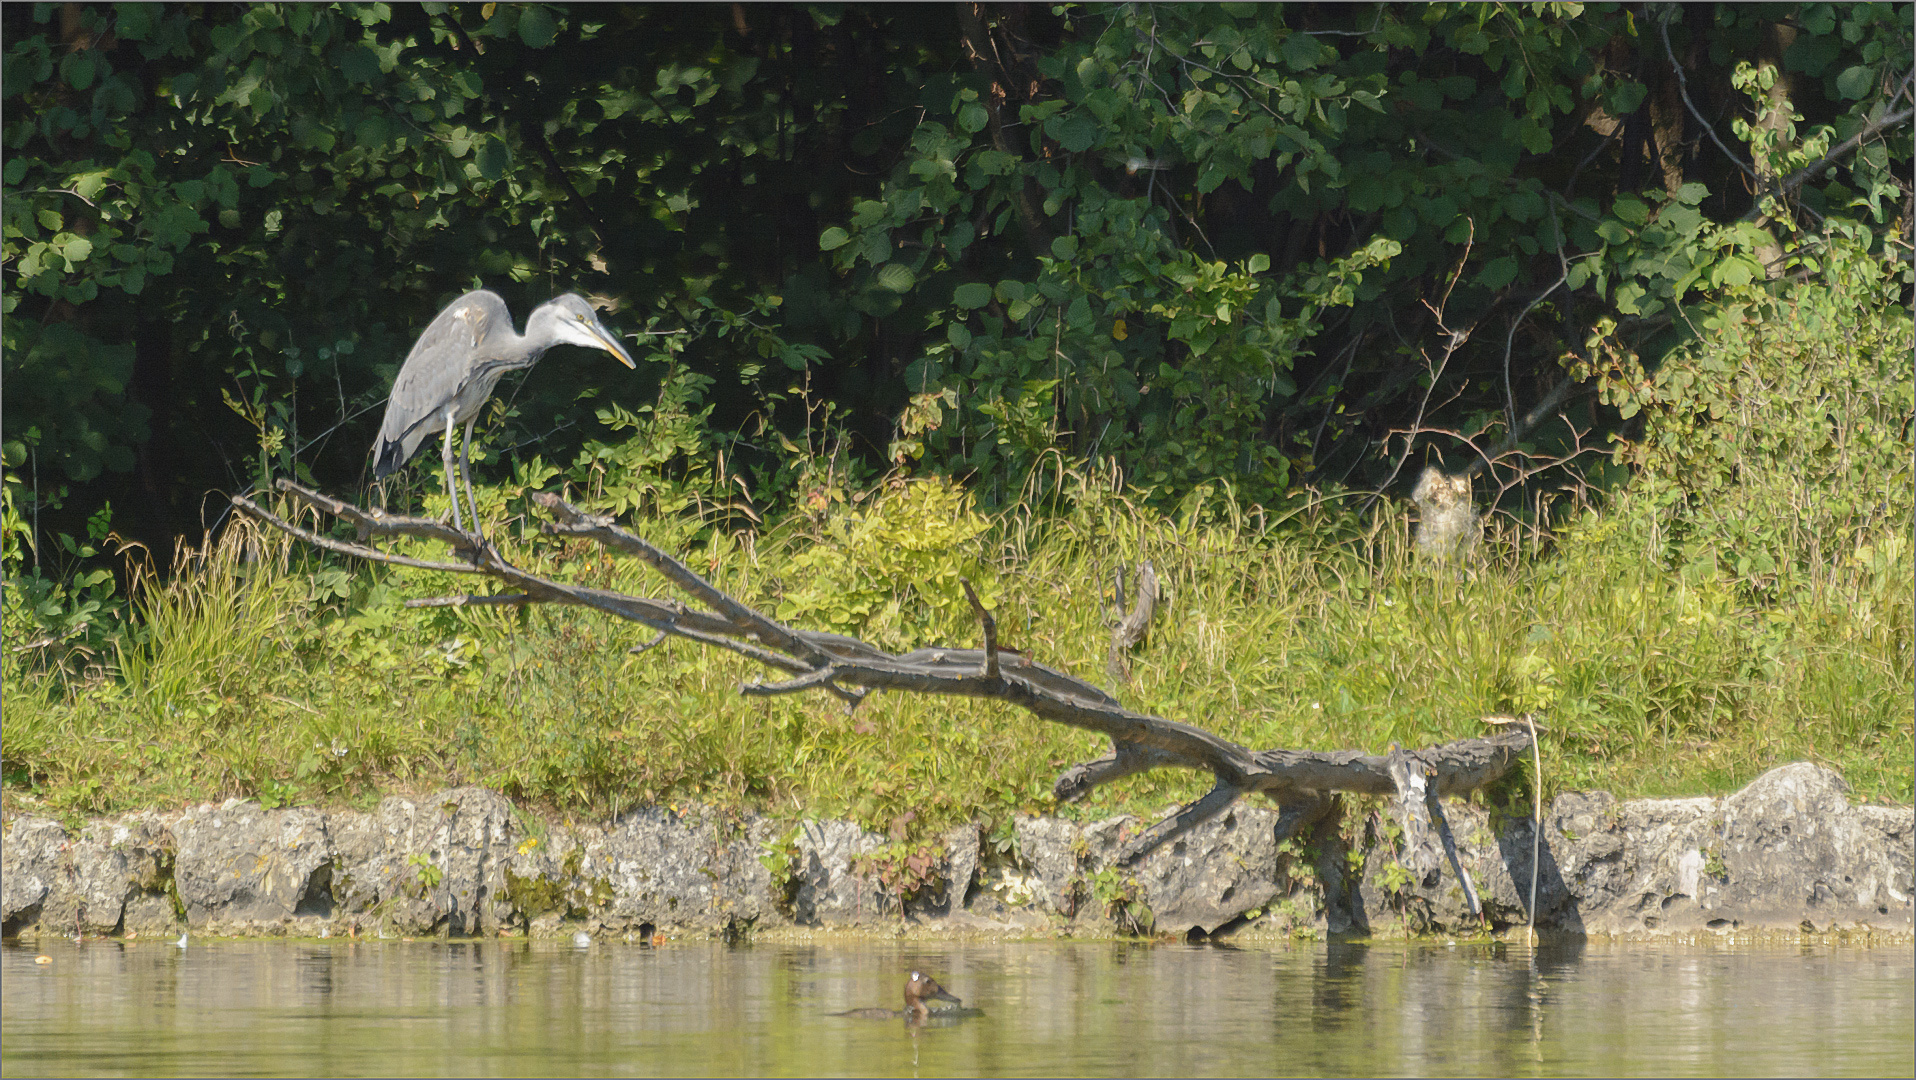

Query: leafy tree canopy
left=3, top=1, right=1910, bottom=570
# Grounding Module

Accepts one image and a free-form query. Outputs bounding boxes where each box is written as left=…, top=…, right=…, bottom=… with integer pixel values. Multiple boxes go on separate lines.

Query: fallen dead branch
left=233, top=480, right=1535, bottom=878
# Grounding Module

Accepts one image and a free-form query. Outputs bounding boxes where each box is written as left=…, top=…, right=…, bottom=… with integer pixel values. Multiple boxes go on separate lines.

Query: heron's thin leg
left=441, top=408, right=464, bottom=536
left=459, top=415, right=483, bottom=544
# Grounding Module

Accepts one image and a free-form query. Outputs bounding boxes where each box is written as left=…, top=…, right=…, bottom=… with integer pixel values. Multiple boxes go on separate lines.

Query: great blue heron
left=372, top=289, right=636, bottom=536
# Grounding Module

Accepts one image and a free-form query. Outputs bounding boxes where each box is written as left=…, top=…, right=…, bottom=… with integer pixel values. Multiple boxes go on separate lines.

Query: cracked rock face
left=325, top=787, right=519, bottom=937
left=573, top=805, right=776, bottom=933
left=3, top=763, right=1909, bottom=942
left=1132, top=805, right=1285, bottom=936
left=174, top=800, right=335, bottom=934
left=791, top=819, right=888, bottom=925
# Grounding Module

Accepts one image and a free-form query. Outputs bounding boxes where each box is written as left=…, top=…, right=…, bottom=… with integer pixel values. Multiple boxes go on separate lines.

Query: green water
left=2, top=937, right=1910, bottom=1077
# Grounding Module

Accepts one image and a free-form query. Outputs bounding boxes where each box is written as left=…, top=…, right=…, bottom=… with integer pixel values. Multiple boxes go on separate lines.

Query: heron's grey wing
left=373, top=290, right=511, bottom=476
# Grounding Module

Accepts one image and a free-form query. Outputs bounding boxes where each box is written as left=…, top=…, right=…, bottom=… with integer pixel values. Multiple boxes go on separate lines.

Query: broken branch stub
left=232, top=481, right=1533, bottom=863
left=1106, top=561, right=1159, bottom=683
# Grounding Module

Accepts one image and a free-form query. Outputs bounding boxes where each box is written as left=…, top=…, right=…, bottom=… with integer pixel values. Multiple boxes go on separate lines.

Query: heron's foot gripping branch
left=233, top=481, right=1536, bottom=904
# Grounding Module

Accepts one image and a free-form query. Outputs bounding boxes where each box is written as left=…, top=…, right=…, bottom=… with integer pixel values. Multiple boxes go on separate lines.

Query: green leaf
left=947, top=322, right=972, bottom=349
left=1065, top=295, right=1092, bottom=329
left=875, top=263, right=915, bottom=293
left=1659, top=203, right=1703, bottom=236
left=517, top=5, right=557, bottom=48
left=60, top=50, right=96, bottom=92
left=1714, top=256, right=1758, bottom=288
left=338, top=44, right=381, bottom=85
left=1478, top=255, right=1517, bottom=290
left=1247, top=252, right=1270, bottom=274
left=1835, top=65, right=1875, bottom=101
left=475, top=135, right=511, bottom=181
left=958, top=102, right=989, bottom=133
left=116, top=4, right=159, bottom=40
left=1609, top=81, right=1648, bottom=115
left=1280, top=33, right=1323, bottom=70
left=1047, top=112, right=1100, bottom=153
left=818, top=226, right=850, bottom=251
left=1050, top=235, right=1079, bottom=260
left=1613, top=196, right=1650, bottom=226
left=63, top=236, right=93, bottom=263
left=953, top=283, right=992, bottom=309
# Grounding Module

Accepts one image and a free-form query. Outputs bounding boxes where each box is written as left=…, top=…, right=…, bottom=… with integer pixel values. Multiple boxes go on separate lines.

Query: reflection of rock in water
left=1411, top=466, right=1480, bottom=561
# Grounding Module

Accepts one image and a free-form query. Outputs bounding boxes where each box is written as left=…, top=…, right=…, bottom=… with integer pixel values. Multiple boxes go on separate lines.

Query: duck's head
left=903, top=970, right=963, bottom=1017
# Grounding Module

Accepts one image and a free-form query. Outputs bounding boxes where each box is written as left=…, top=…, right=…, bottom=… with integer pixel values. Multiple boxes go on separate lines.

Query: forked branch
left=233, top=481, right=1534, bottom=870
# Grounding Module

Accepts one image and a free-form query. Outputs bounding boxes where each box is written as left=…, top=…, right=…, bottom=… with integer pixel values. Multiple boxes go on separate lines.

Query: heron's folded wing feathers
left=373, top=290, right=511, bottom=475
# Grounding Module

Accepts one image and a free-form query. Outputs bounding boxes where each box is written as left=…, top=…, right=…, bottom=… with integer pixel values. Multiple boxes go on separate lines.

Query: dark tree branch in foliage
left=1660, top=17, right=1760, bottom=186
left=232, top=480, right=1536, bottom=877
left=956, top=2, right=1054, bottom=256
left=1774, top=102, right=1916, bottom=199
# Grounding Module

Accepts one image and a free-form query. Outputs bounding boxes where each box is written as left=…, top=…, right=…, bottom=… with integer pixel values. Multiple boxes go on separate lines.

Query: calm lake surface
left=3, top=936, right=1910, bottom=1077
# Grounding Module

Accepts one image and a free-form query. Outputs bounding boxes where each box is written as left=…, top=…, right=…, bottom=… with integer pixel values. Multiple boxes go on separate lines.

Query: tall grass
left=2, top=468, right=1910, bottom=832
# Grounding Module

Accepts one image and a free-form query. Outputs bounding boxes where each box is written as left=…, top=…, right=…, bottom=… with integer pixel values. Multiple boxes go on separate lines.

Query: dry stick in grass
left=1485, top=712, right=1548, bottom=943
left=234, top=480, right=1536, bottom=877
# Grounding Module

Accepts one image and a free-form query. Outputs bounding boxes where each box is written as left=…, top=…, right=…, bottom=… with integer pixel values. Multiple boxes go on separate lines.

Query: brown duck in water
left=833, top=971, right=972, bottom=1021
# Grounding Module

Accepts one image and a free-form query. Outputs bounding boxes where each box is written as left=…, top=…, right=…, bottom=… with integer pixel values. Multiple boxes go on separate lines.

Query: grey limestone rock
left=1354, top=762, right=1915, bottom=937
left=328, top=786, right=517, bottom=936
left=2, top=765, right=1908, bottom=941
left=941, top=823, right=981, bottom=909
left=2, top=817, right=68, bottom=932
left=791, top=818, right=888, bottom=925
left=1136, top=803, right=1285, bottom=936
left=173, top=799, right=333, bottom=935
left=4, top=812, right=179, bottom=937
left=581, top=805, right=777, bottom=933
left=1011, top=814, right=1096, bottom=916
left=1009, top=807, right=1300, bottom=934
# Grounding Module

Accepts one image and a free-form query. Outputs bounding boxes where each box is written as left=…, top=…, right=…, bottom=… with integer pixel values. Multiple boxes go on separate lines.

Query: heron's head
left=530, top=294, right=637, bottom=368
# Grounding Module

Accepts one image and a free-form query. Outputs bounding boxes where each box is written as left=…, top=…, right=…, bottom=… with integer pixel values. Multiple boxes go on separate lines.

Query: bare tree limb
left=1427, top=782, right=1482, bottom=919
left=959, top=577, right=999, bottom=681
left=232, top=480, right=1537, bottom=874
left=1118, top=783, right=1240, bottom=866
left=406, top=593, right=531, bottom=609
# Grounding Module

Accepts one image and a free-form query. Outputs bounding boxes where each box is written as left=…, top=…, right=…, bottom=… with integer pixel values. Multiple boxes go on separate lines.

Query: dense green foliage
left=4, top=3, right=1909, bottom=554
left=2, top=3, right=1911, bottom=822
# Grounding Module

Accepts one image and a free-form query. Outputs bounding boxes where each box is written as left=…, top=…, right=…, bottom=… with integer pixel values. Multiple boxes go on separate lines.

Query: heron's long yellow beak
left=590, top=323, right=638, bottom=369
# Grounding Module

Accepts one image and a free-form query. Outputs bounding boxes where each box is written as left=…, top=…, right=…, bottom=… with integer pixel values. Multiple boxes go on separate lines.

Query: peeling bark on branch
left=233, top=481, right=1534, bottom=884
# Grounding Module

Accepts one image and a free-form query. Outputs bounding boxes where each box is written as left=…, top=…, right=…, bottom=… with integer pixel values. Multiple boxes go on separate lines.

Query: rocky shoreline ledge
left=4, top=762, right=1909, bottom=943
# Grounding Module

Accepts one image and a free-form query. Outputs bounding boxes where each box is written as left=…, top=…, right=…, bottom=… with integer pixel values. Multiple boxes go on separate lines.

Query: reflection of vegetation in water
left=5, top=940, right=1909, bottom=1075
